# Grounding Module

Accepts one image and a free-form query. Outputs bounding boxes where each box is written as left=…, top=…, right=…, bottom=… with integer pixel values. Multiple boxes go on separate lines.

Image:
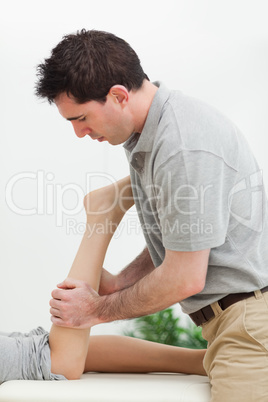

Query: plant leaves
left=123, top=308, right=207, bottom=349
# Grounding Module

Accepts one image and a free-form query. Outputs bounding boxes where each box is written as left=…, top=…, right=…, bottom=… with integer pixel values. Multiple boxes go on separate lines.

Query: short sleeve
left=154, top=150, right=238, bottom=251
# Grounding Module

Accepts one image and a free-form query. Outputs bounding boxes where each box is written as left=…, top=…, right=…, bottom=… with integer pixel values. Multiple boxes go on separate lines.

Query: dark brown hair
left=35, top=29, right=149, bottom=104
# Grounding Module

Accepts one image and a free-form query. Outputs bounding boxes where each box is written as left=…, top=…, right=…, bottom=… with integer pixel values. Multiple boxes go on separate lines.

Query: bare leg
left=49, top=176, right=134, bottom=379
left=84, top=335, right=206, bottom=376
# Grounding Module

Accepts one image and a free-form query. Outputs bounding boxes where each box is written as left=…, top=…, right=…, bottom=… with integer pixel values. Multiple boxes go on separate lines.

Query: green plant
left=124, top=308, right=207, bottom=349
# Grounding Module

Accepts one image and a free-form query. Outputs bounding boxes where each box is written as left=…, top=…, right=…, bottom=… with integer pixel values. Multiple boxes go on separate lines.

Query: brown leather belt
left=189, top=286, right=268, bottom=327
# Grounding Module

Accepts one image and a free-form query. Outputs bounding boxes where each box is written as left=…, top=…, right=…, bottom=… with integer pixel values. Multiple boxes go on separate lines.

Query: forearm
left=53, top=247, right=209, bottom=330
left=95, top=249, right=209, bottom=325
left=115, top=247, right=155, bottom=291
left=96, top=264, right=181, bottom=324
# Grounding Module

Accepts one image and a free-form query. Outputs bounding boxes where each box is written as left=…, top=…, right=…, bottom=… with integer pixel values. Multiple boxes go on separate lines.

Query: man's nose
left=71, top=122, right=90, bottom=138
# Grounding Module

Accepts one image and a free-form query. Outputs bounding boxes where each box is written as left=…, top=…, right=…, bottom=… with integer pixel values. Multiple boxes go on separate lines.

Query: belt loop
left=210, top=301, right=223, bottom=316
left=254, top=289, right=262, bottom=299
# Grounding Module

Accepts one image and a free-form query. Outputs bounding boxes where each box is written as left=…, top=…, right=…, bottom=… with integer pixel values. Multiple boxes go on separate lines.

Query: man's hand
left=49, top=278, right=103, bottom=329
left=50, top=248, right=210, bottom=328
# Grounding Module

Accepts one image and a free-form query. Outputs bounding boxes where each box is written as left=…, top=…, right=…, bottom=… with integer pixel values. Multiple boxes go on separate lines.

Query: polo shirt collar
left=124, top=82, right=171, bottom=156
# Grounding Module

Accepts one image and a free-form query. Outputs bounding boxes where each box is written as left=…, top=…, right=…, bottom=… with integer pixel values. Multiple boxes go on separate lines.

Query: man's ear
left=109, top=85, right=129, bottom=105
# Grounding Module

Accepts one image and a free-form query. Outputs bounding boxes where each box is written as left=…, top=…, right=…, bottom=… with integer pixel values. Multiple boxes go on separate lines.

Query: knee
left=58, top=361, right=84, bottom=381
left=51, top=352, right=85, bottom=381
left=64, top=369, right=83, bottom=381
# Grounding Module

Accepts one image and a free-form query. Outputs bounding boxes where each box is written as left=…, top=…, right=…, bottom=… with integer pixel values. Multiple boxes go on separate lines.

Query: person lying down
left=0, top=178, right=206, bottom=384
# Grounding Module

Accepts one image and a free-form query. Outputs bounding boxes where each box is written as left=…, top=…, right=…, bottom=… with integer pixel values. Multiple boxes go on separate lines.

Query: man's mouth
left=90, top=135, right=105, bottom=142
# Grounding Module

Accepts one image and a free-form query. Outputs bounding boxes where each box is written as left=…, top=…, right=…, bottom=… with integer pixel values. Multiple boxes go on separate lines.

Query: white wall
left=1, top=0, right=268, bottom=334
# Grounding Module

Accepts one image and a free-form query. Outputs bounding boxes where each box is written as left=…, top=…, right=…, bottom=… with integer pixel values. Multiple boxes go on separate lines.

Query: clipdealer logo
left=5, top=171, right=132, bottom=227
left=228, top=170, right=264, bottom=233
left=5, top=169, right=265, bottom=235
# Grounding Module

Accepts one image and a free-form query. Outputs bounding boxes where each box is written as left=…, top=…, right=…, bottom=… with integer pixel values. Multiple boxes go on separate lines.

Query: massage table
left=0, top=372, right=210, bottom=402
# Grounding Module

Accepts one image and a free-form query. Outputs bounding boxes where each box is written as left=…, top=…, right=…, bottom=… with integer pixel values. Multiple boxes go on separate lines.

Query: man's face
left=55, top=92, right=134, bottom=145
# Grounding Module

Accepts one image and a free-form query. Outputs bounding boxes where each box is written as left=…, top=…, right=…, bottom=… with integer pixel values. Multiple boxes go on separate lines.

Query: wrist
left=83, top=290, right=109, bottom=328
left=94, top=294, right=111, bottom=324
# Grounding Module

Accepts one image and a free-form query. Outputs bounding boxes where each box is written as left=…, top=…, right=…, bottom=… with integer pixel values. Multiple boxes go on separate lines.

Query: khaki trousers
left=201, top=290, right=268, bottom=402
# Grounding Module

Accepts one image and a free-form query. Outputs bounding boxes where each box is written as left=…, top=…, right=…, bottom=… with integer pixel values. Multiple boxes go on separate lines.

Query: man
left=36, top=29, right=268, bottom=401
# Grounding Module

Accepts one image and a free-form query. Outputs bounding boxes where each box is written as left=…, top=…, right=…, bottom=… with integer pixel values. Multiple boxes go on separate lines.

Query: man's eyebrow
left=66, top=114, right=84, bottom=121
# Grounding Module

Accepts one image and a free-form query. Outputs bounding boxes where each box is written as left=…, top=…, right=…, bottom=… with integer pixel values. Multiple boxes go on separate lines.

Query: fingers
left=50, top=307, right=60, bottom=317
left=49, top=300, right=81, bottom=328
left=51, top=280, right=80, bottom=300
left=51, top=288, right=64, bottom=300
left=49, top=297, right=62, bottom=310
left=49, top=291, right=67, bottom=320
left=51, top=278, right=88, bottom=301
left=49, top=282, right=77, bottom=324
left=50, top=314, right=88, bottom=329
left=57, top=277, right=84, bottom=289
left=49, top=297, right=63, bottom=319
left=50, top=315, right=70, bottom=327
left=49, top=299, right=73, bottom=326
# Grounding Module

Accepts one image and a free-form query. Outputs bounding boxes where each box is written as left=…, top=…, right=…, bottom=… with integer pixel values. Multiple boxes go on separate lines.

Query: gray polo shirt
left=124, top=82, right=268, bottom=314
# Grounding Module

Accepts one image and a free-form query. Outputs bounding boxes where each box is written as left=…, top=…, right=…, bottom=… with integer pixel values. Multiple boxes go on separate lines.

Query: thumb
left=57, top=277, right=82, bottom=289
